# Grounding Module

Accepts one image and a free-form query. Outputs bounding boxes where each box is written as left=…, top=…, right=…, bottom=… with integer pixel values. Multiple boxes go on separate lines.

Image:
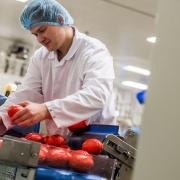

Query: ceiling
left=105, top=0, right=157, bottom=16
left=0, top=0, right=159, bottom=90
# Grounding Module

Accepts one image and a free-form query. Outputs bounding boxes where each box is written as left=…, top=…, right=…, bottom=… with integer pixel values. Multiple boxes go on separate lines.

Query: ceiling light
left=122, top=81, right=148, bottom=90
left=16, top=0, right=29, bottom=2
left=146, top=36, right=157, bottom=43
left=123, top=65, right=151, bottom=76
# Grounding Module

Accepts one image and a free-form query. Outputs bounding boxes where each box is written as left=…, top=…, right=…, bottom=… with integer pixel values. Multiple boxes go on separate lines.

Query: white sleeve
left=45, top=50, right=115, bottom=128
left=0, top=53, right=44, bottom=134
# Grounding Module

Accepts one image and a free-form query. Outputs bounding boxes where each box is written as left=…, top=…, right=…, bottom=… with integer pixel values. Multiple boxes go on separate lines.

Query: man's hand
left=10, top=101, right=52, bottom=128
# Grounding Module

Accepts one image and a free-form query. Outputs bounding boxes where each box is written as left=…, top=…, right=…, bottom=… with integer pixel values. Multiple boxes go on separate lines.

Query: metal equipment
left=0, top=135, right=41, bottom=180
left=0, top=125, right=118, bottom=180
left=103, top=128, right=139, bottom=180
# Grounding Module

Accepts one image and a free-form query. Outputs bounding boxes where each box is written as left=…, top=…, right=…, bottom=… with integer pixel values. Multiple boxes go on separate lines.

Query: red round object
left=69, top=150, right=94, bottom=172
left=43, top=135, right=66, bottom=147
left=25, top=133, right=44, bottom=143
left=39, top=144, right=49, bottom=163
left=60, top=145, right=71, bottom=151
left=68, top=120, right=89, bottom=132
left=46, top=147, right=71, bottom=168
left=7, top=105, right=24, bottom=118
left=82, top=139, right=104, bottom=155
left=72, top=150, right=90, bottom=156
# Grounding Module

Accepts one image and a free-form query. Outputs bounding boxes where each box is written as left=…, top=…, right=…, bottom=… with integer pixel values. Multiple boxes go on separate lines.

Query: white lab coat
left=0, top=28, right=116, bottom=136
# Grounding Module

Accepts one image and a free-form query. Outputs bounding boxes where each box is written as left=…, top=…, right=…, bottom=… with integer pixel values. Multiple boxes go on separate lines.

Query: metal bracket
left=103, top=133, right=138, bottom=180
left=103, top=134, right=136, bottom=168
left=0, top=135, right=40, bottom=168
left=0, top=163, right=36, bottom=180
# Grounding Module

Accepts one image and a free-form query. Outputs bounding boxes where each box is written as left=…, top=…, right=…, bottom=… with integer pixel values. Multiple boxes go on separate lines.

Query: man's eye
left=39, top=28, right=46, bottom=33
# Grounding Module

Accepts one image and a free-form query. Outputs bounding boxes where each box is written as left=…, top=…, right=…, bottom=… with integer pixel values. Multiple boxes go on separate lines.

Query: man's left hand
left=10, top=101, right=52, bottom=128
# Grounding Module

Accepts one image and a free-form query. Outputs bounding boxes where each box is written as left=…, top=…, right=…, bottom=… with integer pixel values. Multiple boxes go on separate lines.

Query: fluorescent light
left=16, top=0, right=29, bottom=2
left=123, top=65, right=151, bottom=76
left=122, top=81, right=148, bottom=90
left=146, top=36, right=157, bottom=43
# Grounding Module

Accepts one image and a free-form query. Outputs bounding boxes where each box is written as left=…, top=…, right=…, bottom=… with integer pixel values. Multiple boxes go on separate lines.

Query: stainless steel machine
left=0, top=135, right=40, bottom=180
left=103, top=128, right=139, bottom=180
left=0, top=135, right=117, bottom=180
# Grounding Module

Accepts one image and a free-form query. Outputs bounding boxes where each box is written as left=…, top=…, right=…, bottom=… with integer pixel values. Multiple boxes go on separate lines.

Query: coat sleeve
left=45, top=49, right=115, bottom=128
left=0, top=52, right=44, bottom=134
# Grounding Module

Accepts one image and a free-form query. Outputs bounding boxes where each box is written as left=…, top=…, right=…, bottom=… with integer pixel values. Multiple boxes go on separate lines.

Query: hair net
left=20, top=0, right=74, bottom=30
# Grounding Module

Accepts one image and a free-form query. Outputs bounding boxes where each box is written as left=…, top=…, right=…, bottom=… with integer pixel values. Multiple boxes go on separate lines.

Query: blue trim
left=36, top=166, right=105, bottom=180
left=68, top=124, right=119, bottom=150
left=86, top=124, right=119, bottom=135
left=12, top=124, right=40, bottom=136
left=0, top=95, right=7, bottom=106
left=136, top=91, right=146, bottom=104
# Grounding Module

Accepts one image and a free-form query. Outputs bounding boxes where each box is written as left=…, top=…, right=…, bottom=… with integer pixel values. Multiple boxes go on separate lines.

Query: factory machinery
left=0, top=95, right=139, bottom=180
left=103, top=128, right=139, bottom=180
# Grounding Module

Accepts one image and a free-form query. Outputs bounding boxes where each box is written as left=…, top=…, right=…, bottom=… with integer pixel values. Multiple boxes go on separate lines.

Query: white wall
left=0, top=37, right=13, bottom=52
left=133, top=0, right=180, bottom=179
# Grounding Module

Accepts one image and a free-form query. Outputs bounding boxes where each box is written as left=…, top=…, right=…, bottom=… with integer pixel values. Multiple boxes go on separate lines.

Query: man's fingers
left=17, top=101, right=29, bottom=107
left=10, top=108, right=29, bottom=121
left=13, top=113, right=31, bottom=125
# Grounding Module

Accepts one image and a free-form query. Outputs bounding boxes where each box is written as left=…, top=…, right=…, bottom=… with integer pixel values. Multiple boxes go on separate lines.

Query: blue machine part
left=87, top=124, right=119, bottom=135
left=11, top=123, right=40, bottom=136
left=36, top=167, right=106, bottom=180
left=68, top=124, right=119, bottom=150
left=136, top=90, right=146, bottom=104
left=0, top=95, right=40, bottom=136
left=0, top=95, right=7, bottom=106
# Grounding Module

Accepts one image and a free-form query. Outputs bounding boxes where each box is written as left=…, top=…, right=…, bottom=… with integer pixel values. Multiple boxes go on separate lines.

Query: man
left=0, top=0, right=115, bottom=136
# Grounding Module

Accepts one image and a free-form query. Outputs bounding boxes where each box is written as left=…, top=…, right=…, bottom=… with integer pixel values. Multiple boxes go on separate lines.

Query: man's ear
left=58, top=15, right=64, bottom=25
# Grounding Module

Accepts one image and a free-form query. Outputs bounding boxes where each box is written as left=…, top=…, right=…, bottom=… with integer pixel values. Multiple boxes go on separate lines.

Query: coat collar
left=48, top=27, right=81, bottom=62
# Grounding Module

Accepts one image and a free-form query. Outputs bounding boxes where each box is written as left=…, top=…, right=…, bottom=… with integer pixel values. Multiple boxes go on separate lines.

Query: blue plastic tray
left=36, top=166, right=106, bottom=180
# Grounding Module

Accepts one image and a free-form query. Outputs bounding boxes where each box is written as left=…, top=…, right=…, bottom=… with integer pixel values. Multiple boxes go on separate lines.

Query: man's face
left=31, top=25, right=66, bottom=51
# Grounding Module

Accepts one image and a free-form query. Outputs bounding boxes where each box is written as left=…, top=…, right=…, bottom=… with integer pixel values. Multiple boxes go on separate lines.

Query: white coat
left=0, top=28, right=116, bottom=136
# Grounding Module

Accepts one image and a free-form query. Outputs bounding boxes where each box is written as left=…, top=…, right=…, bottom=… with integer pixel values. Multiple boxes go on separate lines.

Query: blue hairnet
left=20, top=0, right=74, bottom=30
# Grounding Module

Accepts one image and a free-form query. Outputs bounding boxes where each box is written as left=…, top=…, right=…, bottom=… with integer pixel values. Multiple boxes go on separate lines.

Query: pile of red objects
left=39, top=145, right=94, bottom=172
left=23, top=133, right=103, bottom=172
